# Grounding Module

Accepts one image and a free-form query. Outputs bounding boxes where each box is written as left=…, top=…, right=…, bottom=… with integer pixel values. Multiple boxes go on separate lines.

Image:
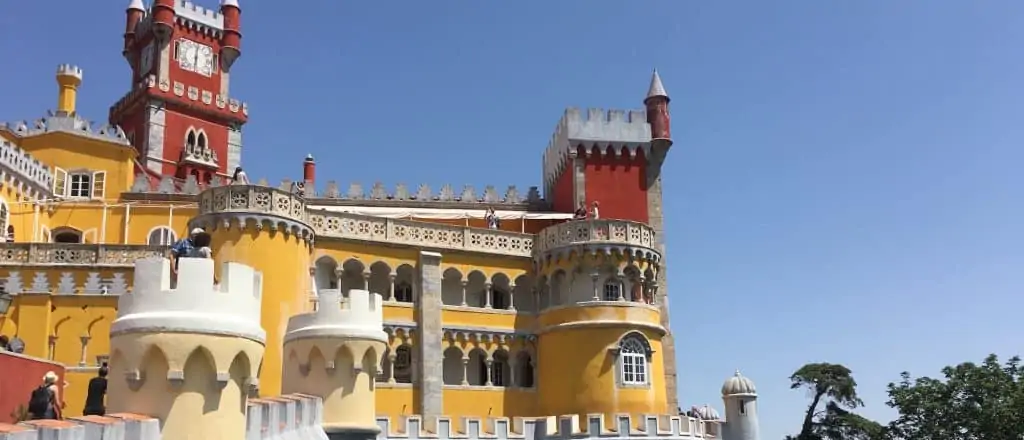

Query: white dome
left=721, top=370, right=757, bottom=396
left=692, top=405, right=721, bottom=421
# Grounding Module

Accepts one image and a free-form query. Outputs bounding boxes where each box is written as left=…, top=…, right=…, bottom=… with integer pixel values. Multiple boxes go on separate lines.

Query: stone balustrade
left=534, top=219, right=659, bottom=258
left=0, top=243, right=166, bottom=267
left=308, top=210, right=534, bottom=258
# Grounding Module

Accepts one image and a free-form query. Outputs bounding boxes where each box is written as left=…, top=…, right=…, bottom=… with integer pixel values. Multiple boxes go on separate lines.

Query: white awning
left=308, top=205, right=574, bottom=221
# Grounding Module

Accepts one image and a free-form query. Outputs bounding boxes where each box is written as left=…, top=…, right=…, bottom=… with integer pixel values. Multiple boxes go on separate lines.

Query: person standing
left=83, top=365, right=108, bottom=416
left=232, top=166, right=250, bottom=185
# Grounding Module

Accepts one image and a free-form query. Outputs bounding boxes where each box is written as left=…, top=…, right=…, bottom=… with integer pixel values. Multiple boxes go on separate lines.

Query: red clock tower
left=110, top=0, right=247, bottom=184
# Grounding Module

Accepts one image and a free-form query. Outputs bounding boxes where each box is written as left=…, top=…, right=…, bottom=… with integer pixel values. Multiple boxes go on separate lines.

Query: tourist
left=485, top=208, right=500, bottom=230
left=573, top=202, right=587, bottom=220
left=170, top=228, right=211, bottom=273
left=0, top=334, right=8, bottom=351
left=590, top=201, right=600, bottom=219
left=232, top=166, right=250, bottom=185
left=28, top=371, right=63, bottom=420
left=82, top=364, right=108, bottom=416
left=7, top=335, right=24, bottom=353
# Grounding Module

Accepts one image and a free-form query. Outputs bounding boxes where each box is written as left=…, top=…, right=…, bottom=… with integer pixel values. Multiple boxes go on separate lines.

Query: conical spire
left=645, top=69, right=669, bottom=102
left=127, top=0, right=145, bottom=11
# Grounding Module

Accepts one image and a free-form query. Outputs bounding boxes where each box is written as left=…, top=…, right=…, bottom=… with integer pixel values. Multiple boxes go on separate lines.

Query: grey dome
left=721, top=370, right=757, bottom=396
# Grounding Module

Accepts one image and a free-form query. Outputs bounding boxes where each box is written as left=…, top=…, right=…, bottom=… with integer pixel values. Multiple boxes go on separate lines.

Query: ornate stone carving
left=346, top=183, right=364, bottom=200
left=394, top=183, right=410, bottom=200
left=370, top=182, right=388, bottom=200
left=534, top=219, right=660, bottom=263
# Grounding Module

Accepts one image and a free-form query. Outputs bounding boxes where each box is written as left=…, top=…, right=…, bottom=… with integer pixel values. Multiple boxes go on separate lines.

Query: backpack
left=28, top=385, right=51, bottom=416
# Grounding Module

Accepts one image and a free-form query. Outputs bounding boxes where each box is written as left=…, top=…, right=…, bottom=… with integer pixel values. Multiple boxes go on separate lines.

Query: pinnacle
left=127, top=0, right=145, bottom=11
left=222, top=0, right=240, bottom=7
left=645, top=69, right=669, bottom=102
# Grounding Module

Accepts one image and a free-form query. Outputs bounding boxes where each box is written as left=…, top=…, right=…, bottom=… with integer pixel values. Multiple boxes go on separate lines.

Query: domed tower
left=106, top=257, right=265, bottom=440
left=721, top=371, right=760, bottom=440
left=534, top=218, right=665, bottom=422
left=281, top=288, right=387, bottom=439
left=190, top=184, right=315, bottom=397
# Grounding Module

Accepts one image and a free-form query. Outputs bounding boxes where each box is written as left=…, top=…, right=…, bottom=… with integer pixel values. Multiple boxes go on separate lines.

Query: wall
left=18, top=132, right=136, bottom=200
left=0, top=351, right=66, bottom=423
left=583, top=150, right=648, bottom=223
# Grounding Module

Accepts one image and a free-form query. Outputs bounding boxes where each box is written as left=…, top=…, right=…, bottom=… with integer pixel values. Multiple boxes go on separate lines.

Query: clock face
left=176, top=39, right=215, bottom=77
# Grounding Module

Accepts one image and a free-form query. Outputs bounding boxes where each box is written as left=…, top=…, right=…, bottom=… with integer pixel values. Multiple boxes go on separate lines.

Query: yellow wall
left=18, top=132, right=135, bottom=201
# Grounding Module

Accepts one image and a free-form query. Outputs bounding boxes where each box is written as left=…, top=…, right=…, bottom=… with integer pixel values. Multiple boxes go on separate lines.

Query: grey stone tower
left=721, top=371, right=760, bottom=440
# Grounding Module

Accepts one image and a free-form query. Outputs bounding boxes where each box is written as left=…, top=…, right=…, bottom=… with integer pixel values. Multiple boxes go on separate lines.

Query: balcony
left=534, top=219, right=660, bottom=261
left=0, top=243, right=166, bottom=267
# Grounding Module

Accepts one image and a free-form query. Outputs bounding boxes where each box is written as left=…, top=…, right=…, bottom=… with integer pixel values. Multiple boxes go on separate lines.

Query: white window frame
left=52, top=167, right=105, bottom=200
left=147, top=226, right=178, bottom=246
left=612, top=332, right=653, bottom=388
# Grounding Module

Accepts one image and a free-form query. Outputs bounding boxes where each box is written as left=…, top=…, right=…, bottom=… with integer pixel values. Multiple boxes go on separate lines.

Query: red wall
left=0, top=352, right=66, bottom=423
left=161, top=109, right=230, bottom=176
left=551, top=164, right=575, bottom=213
left=169, top=26, right=224, bottom=95
left=583, top=147, right=649, bottom=223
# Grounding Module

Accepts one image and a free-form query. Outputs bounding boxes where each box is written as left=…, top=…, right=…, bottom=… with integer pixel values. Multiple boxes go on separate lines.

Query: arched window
left=395, top=281, right=413, bottom=303
left=148, top=227, right=178, bottom=246
left=52, top=227, right=82, bottom=244
left=614, top=333, right=653, bottom=387
left=186, top=130, right=197, bottom=150
left=393, top=345, right=412, bottom=384
left=197, top=132, right=207, bottom=149
left=603, top=280, right=622, bottom=301
left=0, top=199, right=9, bottom=241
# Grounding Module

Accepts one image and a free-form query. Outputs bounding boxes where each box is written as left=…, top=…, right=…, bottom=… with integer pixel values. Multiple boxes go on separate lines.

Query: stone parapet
left=534, top=219, right=660, bottom=262
left=0, top=140, right=53, bottom=200
left=191, top=184, right=314, bottom=244
left=309, top=211, right=533, bottom=258
left=0, top=243, right=166, bottom=267
left=285, top=289, right=386, bottom=343
left=376, top=413, right=720, bottom=440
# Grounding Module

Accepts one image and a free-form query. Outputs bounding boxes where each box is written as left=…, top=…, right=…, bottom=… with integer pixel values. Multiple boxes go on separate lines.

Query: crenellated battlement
left=376, top=413, right=720, bottom=440
left=542, top=107, right=653, bottom=197
left=285, top=289, right=387, bottom=344
left=56, top=64, right=84, bottom=81
left=0, top=140, right=55, bottom=200
left=111, top=257, right=265, bottom=343
left=174, top=0, right=225, bottom=34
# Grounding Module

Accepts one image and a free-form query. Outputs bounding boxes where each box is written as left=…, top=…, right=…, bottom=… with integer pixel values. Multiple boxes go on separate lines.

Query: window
left=491, top=288, right=508, bottom=310
left=603, top=281, right=621, bottom=301
left=52, top=167, right=106, bottom=199
left=148, top=227, right=178, bottom=246
left=738, top=399, right=746, bottom=415
left=616, top=333, right=652, bottom=387
left=0, top=200, right=8, bottom=241
left=52, top=227, right=83, bottom=244
left=395, top=281, right=413, bottom=303
left=393, top=345, right=412, bottom=384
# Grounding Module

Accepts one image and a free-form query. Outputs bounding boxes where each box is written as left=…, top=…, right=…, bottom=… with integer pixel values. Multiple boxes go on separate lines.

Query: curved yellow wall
left=537, top=326, right=667, bottom=421
left=209, top=224, right=311, bottom=396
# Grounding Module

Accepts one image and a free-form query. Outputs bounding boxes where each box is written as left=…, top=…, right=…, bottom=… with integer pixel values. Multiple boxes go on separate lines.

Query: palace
left=0, top=1, right=760, bottom=440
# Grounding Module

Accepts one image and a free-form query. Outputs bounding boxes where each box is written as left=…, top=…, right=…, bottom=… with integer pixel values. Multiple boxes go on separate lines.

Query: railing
left=307, top=210, right=535, bottom=258
left=0, top=243, right=166, bottom=267
left=0, top=141, right=53, bottom=197
left=197, top=184, right=308, bottom=224
left=534, top=219, right=657, bottom=255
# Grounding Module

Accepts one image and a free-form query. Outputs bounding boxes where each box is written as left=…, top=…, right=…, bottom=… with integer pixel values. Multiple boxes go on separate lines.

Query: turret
left=644, top=70, right=672, bottom=146
left=106, top=257, right=266, bottom=440
left=303, top=154, right=316, bottom=189
left=721, top=371, right=760, bottom=440
left=282, top=289, right=387, bottom=439
left=220, top=0, right=242, bottom=72
left=55, top=64, right=84, bottom=115
left=123, top=0, right=145, bottom=62
left=151, top=0, right=175, bottom=41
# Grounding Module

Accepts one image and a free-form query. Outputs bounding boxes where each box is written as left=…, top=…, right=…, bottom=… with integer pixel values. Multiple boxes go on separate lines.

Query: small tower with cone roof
left=721, top=371, right=760, bottom=440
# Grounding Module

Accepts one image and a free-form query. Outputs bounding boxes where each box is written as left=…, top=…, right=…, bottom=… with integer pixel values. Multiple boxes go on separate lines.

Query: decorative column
left=47, top=335, right=57, bottom=360
left=591, top=272, right=601, bottom=301
left=484, top=282, right=493, bottom=309
left=617, top=273, right=626, bottom=301
left=508, top=357, right=518, bottom=388
left=508, top=283, right=516, bottom=311
left=388, top=273, right=396, bottom=301
left=78, top=335, right=91, bottom=366
left=460, top=280, right=468, bottom=306
left=415, top=251, right=444, bottom=418
left=362, top=271, right=370, bottom=290
left=484, top=356, right=494, bottom=386
left=387, top=351, right=397, bottom=384
left=460, top=357, right=470, bottom=386
left=334, top=268, right=344, bottom=291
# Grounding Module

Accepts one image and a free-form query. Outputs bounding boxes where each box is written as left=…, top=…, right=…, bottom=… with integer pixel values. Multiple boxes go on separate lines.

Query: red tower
left=110, top=0, right=248, bottom=184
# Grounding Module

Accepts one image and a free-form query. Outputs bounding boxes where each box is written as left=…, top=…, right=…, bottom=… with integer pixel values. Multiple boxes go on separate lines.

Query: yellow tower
left=190, top=184, right=315, bottom=396
left=106, top=257, right=265, bottom=440
left=533, top=219, right=667, bottom=422
left=55, top=64, right=83, bottom=114
left=281, top=288, right=387, bottom=439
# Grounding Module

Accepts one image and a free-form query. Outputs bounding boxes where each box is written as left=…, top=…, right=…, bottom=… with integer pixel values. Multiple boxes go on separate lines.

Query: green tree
left=789, top=362, right=886, bottom=440
left=885, top=354, right=1024, bottom=440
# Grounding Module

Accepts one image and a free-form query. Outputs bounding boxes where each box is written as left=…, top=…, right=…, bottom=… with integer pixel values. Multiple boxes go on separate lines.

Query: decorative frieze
left=316, top=182, right=543, bottom=206
left=309, top=210, right=534, bottom=258
left=2, top=269, right=132, bottom=295
left=534, top=219, right=660, bottom=261
left=0, top=243, right=165, bottom=267
left=192, top=184, right=314, bottom=244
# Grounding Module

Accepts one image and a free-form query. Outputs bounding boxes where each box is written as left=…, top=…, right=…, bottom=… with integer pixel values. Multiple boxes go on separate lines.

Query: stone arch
left=339, top=259, right=365, bottom=294
left=182, top=346, right=220, bottom=412
left=513, top=274, right=534, bottom=312
left=549, top=269, right=567, bottom=306
left=313, top=255, right=338, bottom=291
left=51, top=226, right=82, bottom=243
left=442, top=346, right=463, bottom=385
left=441, top=267, right=463, bottom=306
left=333, top=343, right=357, bottom=374
left=229, top=351, right=254, bottom=400
left=490, top=349, right=511, bottom=387
left=490, top=273, right=511, bottom=310
left=393, top=264, right=415, bottom=303
left=81, top=228, right=98, bottom=244
left=536, top=274, right=550, bottom=310
left=147, top=226, right=178, bottom=246
left=613, top=331, right=654, bottom=388
left=465, top=271, right=487, bottom=308
left=368, top=261, right=391, bottom=299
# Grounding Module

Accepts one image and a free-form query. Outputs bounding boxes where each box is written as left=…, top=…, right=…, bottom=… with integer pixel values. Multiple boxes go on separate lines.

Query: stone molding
left=0, top=243, right=165, bottom=267
left=190, top=184, right=315, bottom=245
left=534, top=219, right=660, bottom=262
left=285, top=289, right=387, bottom=343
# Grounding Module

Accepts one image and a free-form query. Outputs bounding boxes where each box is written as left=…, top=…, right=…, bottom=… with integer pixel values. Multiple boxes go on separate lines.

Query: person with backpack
left=28, top=371, right=62, bottom=420
left=82, top=364, right=108, bottom=416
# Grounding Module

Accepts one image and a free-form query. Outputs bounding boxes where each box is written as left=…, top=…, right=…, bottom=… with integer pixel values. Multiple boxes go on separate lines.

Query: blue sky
left=3, top=1, right=1023, bottom=438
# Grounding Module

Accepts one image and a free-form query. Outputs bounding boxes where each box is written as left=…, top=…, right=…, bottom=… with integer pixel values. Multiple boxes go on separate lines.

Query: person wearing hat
left=169, top=227, right=213, bottom=274
left=28, top=371, right=63, bottom=420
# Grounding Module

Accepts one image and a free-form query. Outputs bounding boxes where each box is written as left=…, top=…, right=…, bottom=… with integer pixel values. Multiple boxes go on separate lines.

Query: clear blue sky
left=2, top=2, right=1023, bottom=438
